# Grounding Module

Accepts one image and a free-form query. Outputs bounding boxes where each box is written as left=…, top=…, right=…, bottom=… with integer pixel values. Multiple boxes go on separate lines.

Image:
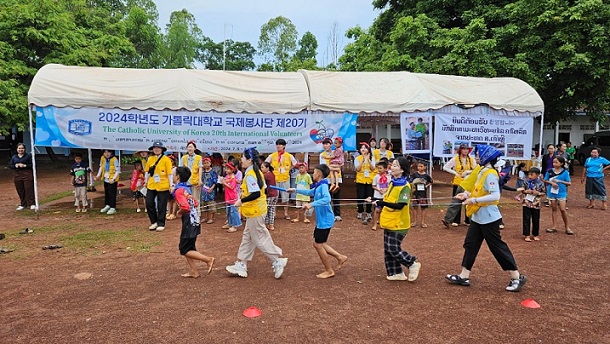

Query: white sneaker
left=136, top=208, right=141, bottom=213
left=357, top=213, right=363, bottom=219
left=408, top=262, right=421, bottom=282
left=273, top=258, right=288, bottom=279
left=100, top=205, right=111, bottom=213
left=148, top=223, right=158, bottom=230
left=30, top=205, right=37, bottom=210
left=16, top=206, right=25, bottom=211
left=226, top=261, right=248, bottom=278
left=106, top=208, right=116, bottom=215
left=334, top=216, right=342, bottom=221
left=386, top=272, right=407, bottom=281
left=155, top=226, right=165, bottom=232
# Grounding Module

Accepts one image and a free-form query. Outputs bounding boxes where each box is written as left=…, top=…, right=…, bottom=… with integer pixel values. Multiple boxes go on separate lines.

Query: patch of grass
left=60, top=228, right=161, bottom=254
left=40, top=190, right=76, bottom=204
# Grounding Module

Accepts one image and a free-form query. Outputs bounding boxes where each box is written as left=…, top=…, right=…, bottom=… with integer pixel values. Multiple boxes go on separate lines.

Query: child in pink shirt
left=329, top=137, right=344, bottom=192
left=220, top=162, right=241, bottom=233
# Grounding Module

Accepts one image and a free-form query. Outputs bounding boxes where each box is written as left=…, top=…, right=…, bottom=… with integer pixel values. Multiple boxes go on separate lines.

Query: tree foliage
left=161, top=9, right=204, bottom=69
left=200, top=39, right=256, bottom=71
left=257, top=16, right=298, bottom=71
left=341, top=0, right=610, bottom=123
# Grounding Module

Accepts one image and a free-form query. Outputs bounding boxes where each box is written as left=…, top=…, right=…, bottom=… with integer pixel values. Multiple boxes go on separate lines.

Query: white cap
left=494, top=159, right=506, bottom=169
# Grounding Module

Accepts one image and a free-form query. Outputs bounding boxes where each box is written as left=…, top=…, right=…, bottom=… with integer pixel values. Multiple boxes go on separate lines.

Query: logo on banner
left=68, top=120, right=92, bottom=136
left=309, top=120, right=335, bottom=144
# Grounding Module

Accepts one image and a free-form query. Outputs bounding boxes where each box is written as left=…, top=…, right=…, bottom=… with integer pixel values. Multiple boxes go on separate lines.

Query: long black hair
left=244, top=147, right=265, bottom=189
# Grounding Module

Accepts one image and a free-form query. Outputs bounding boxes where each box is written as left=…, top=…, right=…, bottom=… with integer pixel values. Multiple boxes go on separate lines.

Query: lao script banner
left=34, top=106, right=357, bottom=153
left=432, top=113, right=534, bottom=159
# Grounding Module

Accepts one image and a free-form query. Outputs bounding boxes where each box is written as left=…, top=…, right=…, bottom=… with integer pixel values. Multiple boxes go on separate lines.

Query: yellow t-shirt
left=145, top=155, right=173, bottom=191
left=267, top=151, right=294, bottom=183
left=354, top=155, right=374, bottom=184
left=240, top=167, right=267, bottom=217
left=380, top=181, right=411, bottom=231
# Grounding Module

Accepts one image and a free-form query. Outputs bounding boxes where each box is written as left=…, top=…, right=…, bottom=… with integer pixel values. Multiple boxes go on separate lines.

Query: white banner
left=433, top=113, right=534, bottom=159
left=34, top=106, right=358, bottom=153
left=400, top=113, right=432, bottom=154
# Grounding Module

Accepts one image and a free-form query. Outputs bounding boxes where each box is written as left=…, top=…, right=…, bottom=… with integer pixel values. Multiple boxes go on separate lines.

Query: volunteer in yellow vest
left=445, top=144, right=527, bottom=292
left=226, top=147, right=288, bottom=279
left=181, top=140, right=203, bottom=212
left=354, top=142, right=375, bottom=223
left=95, top=149, right=120, bottom=215
left=144, top=141, right=174, bottom=232
left=442, top=144, right=478, bottom=227
left=367, top=157, right=421, bottom=282
left=264, top=139, right=298, bottom=220
left=372, top=138, right=394, bottom=169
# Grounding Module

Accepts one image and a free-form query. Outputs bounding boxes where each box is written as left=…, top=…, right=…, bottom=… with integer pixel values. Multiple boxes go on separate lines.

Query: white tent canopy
left=29, top=64, right=544, bottom=115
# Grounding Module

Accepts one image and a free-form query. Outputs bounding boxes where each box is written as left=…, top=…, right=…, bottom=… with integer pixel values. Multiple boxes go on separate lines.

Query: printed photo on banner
left=400, top=113, right=431, bottom=154
left=34, top=106, right=358, bottom=153
left=432, top=113, right=534, bottom=159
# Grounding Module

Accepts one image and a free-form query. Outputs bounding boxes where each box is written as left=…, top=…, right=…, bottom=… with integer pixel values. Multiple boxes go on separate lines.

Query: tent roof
left=28, top=64, right=544, bottom=115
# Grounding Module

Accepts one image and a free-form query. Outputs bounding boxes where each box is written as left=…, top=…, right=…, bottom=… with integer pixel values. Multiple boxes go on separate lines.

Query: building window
left=580, top=124, right=595, bottom=131
left=600, top=123, right=610, bottom=130
left=543, top=124, right=554, bottom=130
left=558, top=125, right=572, bottom=130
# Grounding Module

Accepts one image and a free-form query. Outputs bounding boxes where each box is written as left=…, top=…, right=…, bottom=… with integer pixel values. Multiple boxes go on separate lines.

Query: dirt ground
left=1, top=163, right=609, bottom=343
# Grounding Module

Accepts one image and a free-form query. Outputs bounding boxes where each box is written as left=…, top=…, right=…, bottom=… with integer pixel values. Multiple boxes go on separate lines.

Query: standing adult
left=372, top=138, right=394, bottom=163
left=442, top=144, right=477, bottom=227
left=145, top=141, right=174, bottom=232
left=566, top=142, right=576, bottom=176
left=95, top=149, right=120, bottom=215
left=354, top=142, right=375, bottom=223
left=582, top=147, right=610, bottom=210
left=265, top=139, right=298, bottom=220
left=8, top=143, right=35, bottom=210
left=540, top=144, right=556, bottom=207
left=320, top=138, right=343, bottom=221
left=181, top=140, right=203, bottom=213
left=446, top=144, right=527, bottom=292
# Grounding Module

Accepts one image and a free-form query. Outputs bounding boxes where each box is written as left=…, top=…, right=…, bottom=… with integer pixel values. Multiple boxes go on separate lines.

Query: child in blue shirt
left=288, top=164, right=348, bottom=279
left=544, top=156, right=573, bottom=235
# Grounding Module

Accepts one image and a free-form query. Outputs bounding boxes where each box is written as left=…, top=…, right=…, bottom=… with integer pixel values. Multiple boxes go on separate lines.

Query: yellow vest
left=459, top=165, right=483, bottom=192
left=355, top=155, right=374, bottom=184
left=145, top=155, right=173, bottom=191
left=99, top=156, right=120, bottom=181
left=465, top=168, right=500, bottom=217
left=181, top=154, right=202, bottom=185
left=380, top=181, right=411, bottom=231
left=240, top=167, right=267, bottom=218
left=269, top=151, right=293, bottom=183
left=452, top=155, right=476, bottom=185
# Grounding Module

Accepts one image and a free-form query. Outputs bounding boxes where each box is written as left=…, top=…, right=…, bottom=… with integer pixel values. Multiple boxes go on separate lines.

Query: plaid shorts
left=265, top=196, right=278, bottom=225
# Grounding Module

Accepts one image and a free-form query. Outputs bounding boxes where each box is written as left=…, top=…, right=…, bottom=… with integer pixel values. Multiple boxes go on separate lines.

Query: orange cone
left=520, top=298, right=541, bottom=309
left=243, top=306, right=262, bottom=318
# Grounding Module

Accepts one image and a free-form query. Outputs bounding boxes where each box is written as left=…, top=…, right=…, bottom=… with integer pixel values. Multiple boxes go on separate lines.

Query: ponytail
left=244, top=147, right=265, bottom=189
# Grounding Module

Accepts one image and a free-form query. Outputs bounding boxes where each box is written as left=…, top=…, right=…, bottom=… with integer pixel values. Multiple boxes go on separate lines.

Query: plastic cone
left=520, top=298, right=541, bottom=309
left=243, top=306, right=262, bottom=318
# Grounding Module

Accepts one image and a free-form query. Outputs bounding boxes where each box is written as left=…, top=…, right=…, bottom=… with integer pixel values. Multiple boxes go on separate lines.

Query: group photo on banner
left=34, top=106, right=358, bottom=153
left=432, top=113, right=534, bottom=159
left=400, top=113, right=432, bottom=154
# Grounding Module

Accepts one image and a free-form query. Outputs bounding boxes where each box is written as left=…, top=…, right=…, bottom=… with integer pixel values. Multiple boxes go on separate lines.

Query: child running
left=292, top=162, right=313, bottom=223
left=130, top=160, right=145, bottom=213
left=410, top=161, right=433, bottom=228
left=329, top=137, right=344, bottom=192
left=173, top=166, right=215, bottom=278
left=544, top=156, right=573, bottom=235
left=371, top=161, right=389, bottom=231
left=367, top=157, right=421, bottom=282
left=220, top=162, right=241, bottom=233
left=261, top=162, right=278, bottom=231
left=518, top=167, right=545, bottom=241
left=70, top=152, right=91, bottom=213
left=226, top=147, right=288, bottom=279
left=288, top=164, right=347, bottom=278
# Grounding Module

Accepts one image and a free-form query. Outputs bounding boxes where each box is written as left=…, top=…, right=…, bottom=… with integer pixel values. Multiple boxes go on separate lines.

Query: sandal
left=284, top=215, right=291, bottom=220
left=586, top=205, right=594, bottom=209
left=303, top=219, right=311, bottom=223
left=601, top=205, right=607, bottom=210
left=421, top=224, right=428, bottom=228
left=565, top=228, right=574, bottom=235
left=445, top=274, right=471, bottom=286
left=291, top=219, right=300, bottom=223
left=545, top=228, right=558, bottom=233
left=166, top=214, right=177, bottom=220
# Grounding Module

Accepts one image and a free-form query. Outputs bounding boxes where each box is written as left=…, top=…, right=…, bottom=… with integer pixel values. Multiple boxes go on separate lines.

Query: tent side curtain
left=28, top=64, right=310, bottom=114
left=299, top=70, right=544, bottom=116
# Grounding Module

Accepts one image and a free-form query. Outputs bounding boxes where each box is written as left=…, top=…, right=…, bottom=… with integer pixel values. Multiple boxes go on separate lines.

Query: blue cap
left=477, top=144, right=502, bottom=165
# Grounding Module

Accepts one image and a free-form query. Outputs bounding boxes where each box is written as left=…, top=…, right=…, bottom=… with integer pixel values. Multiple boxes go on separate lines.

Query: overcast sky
left=152, top=0, right=379, bottom=67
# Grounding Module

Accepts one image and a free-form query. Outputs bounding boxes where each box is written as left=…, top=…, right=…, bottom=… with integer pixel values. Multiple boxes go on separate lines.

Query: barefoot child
left=288, top=164, right=347, bottom=278
left=410, top=161, right=433, bottom=228
left=544, top=156, right=573, bottom=235
left=201, top=157, right=218, bottom=224
left=220, top=162, right=241, bottom=233
left=329, top=137, right=344, bottom=192
left=70, top=152, right=91, bottom=212
left=173, top=166, right=215, bottom=278
left=261, top=162, right=279, bottom=231
left=292, top=162, right=313, bottom=223
left=367, top=157, right=421, bottom=282
left=518, top=167, right=545, bottom=241
left=130, top=160, right=145, bottom=212
left=371, top=161, right=389, bottom=230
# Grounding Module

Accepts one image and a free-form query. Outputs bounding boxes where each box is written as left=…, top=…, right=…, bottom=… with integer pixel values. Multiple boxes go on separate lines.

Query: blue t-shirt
left=544, top=169, right=570, bottom=199
left=584, top=157, right=610, bottom=178
left=201, top=169, right=218, bottom=202
left=296, top=180, right=334, bottom=229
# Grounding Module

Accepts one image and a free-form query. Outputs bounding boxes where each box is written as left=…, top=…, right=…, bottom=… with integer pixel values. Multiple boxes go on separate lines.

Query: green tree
left=0, top=0, right=136, bottom=135
left=124, top=0, right=162, bottom=68
left=161, top=9, right=204, bottom=69
left=200, top=39, right=256, bottom=71
left=341, top=0, right=610, bottom=123
left=257, top=16, right=298, bottom=71
left=295, top=31, right=318, bottom=61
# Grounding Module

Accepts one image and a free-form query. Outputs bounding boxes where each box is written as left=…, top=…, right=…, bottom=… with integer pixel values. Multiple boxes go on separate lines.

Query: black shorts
left=411, top=191, right=428, bottom=208
left=373, top=197, right=383, bottom=209
left=313, top=227, right=331, bottom=244
left=132, top=190, right=144, bottom=200
left=179, top=237, right=197, bottom=255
